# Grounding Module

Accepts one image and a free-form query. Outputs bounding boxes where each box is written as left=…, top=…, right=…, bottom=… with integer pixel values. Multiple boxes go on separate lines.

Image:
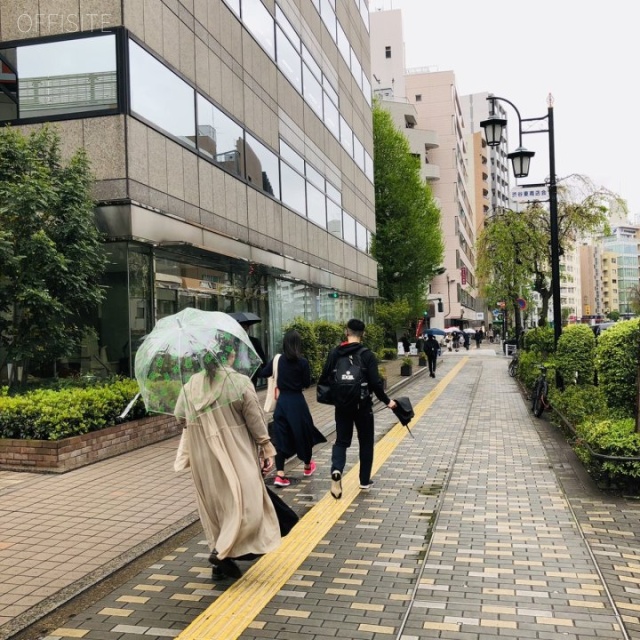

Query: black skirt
left=272, top=391, right=327, bottom=461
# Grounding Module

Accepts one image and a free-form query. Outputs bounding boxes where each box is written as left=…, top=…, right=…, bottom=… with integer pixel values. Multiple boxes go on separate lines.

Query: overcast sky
left=370, top=0, right=638, bottom=217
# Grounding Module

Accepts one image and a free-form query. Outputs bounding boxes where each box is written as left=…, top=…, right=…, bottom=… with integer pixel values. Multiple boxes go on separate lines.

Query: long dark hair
left=282, top=329, right=302, bottom=360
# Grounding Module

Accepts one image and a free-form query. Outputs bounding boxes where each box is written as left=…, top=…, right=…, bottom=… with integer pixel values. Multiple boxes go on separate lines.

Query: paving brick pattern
left=2, top=347, right=640, bottom=640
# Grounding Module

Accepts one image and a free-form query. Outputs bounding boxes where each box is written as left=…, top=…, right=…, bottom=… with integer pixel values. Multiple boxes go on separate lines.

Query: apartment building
left=0, top=0, right=376, bottom=375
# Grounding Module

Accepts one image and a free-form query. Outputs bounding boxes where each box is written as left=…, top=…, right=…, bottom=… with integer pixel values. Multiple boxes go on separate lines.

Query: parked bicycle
left=508, top=349, right=519, bottom=377
left=531, top=365, right=549, bottom=418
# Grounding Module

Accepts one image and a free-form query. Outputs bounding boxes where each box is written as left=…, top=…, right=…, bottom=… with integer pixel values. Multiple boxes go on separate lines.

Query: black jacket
left=319, top=341, right=391, bottom=406
left=423, top=337, right=439, bottom=357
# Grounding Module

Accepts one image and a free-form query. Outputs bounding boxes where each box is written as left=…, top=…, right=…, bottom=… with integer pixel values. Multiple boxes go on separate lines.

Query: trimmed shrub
left=363, top=322, right=384, bottom=355
left=548, top=384, right=607, bottom=428
left=0, top=378, right=144, bottom=440
left=575, top=417, right=640, bottom=490
left=516, top=350, right=553, bottom=394
left=595, top=319, right=640, bottom=417
left=524, top=326, right=555, bottom=356
left=555, top=324, right=596, bottom=386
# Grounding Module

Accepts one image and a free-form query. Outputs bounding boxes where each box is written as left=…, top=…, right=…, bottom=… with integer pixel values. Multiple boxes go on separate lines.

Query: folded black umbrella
left=392, top=396, right=415, bottom=436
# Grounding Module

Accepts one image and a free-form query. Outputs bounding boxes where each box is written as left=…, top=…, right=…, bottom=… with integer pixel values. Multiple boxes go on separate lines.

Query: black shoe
left=330, top=470, right=342, bottom=499
left=209, top=551, right=242, bottom=579
left=211, top=565, right=226, bottom=580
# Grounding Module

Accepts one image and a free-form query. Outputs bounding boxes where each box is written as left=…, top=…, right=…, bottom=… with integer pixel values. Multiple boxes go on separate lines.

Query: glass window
left=280, top=163, right=306, bottom=215
left=323, top=77, right=339, bottom=106
left=275, top=5, right=300, bottom=50
left=129, top=40, right=195, bottom=147
left=339, top=116, right=353, bottom=156
left=323, top=93, right=340, bottom=140
left=360, top=0, right=370, bottom=31
left=0, top=34, right=117, bottom=122
left=243, top=0, right=275, bottom=59
left=320, top=0, right=337, bottom=40
left=350, top=48, right=363, bottom=90
left=327, top=200, right=342, bottom=238
left=364, top=150, right=374, bottom=182
left=279, top=140, right=305, bottom=173
left=353, top=135, right=365, bottom=171
left=343, top=212, right=356, bottom=246
left=305, top=163, right=324, bottom=191
left=302, top=45, right=321, bottom=81
left=306, top=183, right=326, bottom=228
left=362, top=75, right=372, bottom=106
left=245, top=133, right=280, bottom=198
left=366, top=229, right=372, bottom=253
left=303, top=64, right=323, bottom=118
left=326, top=181, right=341, bottom=204
left=336, top=23, right=350, bottom=65
left=311, top=0, right=320, bottom=10
left=356, top=222, right=367, bottom=251
left=276, top=27, right=302, bottom=92
left=196, top=94, right=244, bottom=177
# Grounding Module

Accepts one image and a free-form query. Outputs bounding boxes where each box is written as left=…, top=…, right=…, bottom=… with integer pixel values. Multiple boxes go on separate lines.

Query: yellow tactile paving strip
left=177, top=358, right=468, bottom=640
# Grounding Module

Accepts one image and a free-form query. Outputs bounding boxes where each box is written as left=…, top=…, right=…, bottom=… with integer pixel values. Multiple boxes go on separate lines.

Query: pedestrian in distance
left=318, top=318, right=397, bottom=500
left=423, top=333, right=439, bottom=378
left=173, top=343, right=280, bottom=580
left=239, top=321, right=267, bottom=388
left=260, top=329, right=326, bottom=488
left=401, top=332, right=411, bottom=355
left=475, top=329, right=482, bottom=349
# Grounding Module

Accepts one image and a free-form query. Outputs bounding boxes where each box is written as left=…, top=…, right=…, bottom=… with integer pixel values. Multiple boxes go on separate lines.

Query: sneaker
left=359, top=481, right=374, bottom=490
left=273, top=475, right=290, bottom=487
left=303, top=461, right=317, bottom=477
left=330, top=470, right=342, bottom=499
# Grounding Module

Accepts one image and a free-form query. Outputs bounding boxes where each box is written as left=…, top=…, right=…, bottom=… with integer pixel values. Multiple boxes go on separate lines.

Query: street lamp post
left=480, top=94, right=561, bottom=346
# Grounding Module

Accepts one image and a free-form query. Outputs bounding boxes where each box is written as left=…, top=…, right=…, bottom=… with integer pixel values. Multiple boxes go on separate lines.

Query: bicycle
left=508, top=349, right=519, bottom=377
left=531, top=365, right=549, bottom=418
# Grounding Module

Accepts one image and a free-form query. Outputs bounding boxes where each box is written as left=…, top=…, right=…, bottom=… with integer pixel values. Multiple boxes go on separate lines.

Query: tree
left=0, top=126, right=106, bottom=385
left=477, top=176, right=611, bottom=329
left=371, top=102, right=444, bottom=316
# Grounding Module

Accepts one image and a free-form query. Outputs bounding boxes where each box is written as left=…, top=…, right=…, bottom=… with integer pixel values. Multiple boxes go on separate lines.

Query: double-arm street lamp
left=480, top=94, right=561, bottom=346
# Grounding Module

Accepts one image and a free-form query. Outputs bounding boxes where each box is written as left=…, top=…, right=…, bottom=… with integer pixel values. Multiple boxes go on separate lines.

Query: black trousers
left=427, top=354, right=437, bottom=375
left=331, top=399, right=374, bottom=485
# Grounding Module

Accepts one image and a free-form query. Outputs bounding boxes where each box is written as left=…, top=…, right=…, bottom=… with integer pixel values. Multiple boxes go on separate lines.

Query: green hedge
left=0, top=378, right=145, bottom=441
left=575, top=417, right=640, bottom=490
left=555, top=324, right=595, bottom=386
left=595, top=319, right=640, bottom=417
left=548, top=384, right=607, bottom=428
left=524, top=326, right=555, bottom=357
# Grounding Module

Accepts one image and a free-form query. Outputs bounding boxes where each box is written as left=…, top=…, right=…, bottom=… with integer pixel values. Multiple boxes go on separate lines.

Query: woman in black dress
left=259, top=329, right=326, bottom=487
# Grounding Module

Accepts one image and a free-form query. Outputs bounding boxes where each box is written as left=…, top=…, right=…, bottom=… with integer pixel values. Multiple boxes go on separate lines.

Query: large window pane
left=336, top=23, right=350, bottom=65
left=306, top=183, right=326, bottom=228
left=245, top=133, right=280, bottom=198
left=129, top=40, right=195, bottom=146
left=320, top=0, right=337, bottom=40
left=279, top=140, right=305, bottom=173
left=222, top=0, right=240, bottom=17
left=323, top=93, right=339, bottom=140
left=276, top=27, right=302, bottom=92
left=196, top=95, right=244, bottom=177
left=243, top=0, right=275, bottom=59
left=362, top=75, right=372, bottom=106
left=353, top=136, right=365, bottom=171
left=350, top=48, right=363, bottom=90
left=364, top=150, right=374, bottom=182
left=343, top=212, right=356, bottom=246
left=327, top=182, right=341, bottom=204
left=356, top=221, right=367, bottom=251
left=327, top=200, right=342, bottom=238
left=302, top=45, right=321, bottom=81
left=303, top=64, right=323, bottom=118
left=275, top=5, right=300, bottom=50
left=280, top=163, right=306, bottom=215
left=0, top=34, right=117, bottom=121
left=339, top=116, right=353, bottom=156
left=305, top=163, right=324, bottom=191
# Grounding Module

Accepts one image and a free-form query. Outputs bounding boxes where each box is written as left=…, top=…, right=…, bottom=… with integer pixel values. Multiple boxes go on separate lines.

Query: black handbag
left=266, top=485, right=299, bottom=536
left=316, top=383, right=333, bottom=405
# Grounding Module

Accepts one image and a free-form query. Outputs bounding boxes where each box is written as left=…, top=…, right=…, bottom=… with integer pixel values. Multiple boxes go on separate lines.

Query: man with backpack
left=318, top=318, right=397, bottom=499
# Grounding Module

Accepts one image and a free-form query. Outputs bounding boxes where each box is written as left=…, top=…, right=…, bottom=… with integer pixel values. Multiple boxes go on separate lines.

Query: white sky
left=370, top=0, right=639, bottom=216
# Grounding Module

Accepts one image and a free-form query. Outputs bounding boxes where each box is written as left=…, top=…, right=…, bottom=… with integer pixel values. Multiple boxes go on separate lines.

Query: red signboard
left=460, top=266, right=467, bottom=285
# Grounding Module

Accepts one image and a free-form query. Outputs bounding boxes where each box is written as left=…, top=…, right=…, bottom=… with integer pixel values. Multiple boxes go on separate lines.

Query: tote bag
left=263, top=354, right=281, bottom=413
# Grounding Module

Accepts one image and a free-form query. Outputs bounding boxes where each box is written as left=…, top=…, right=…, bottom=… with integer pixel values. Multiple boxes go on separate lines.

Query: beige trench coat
left=174, top=368, right=280, bottom=560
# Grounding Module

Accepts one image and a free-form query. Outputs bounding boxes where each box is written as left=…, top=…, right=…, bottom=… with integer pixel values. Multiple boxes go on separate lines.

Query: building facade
left=0, top=0, right=377, bottom=376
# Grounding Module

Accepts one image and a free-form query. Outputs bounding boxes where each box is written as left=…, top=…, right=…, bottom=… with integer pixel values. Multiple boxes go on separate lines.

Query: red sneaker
left=273, top=475, right=290, bottom=487
left=303, top=461, right=317, bottom=477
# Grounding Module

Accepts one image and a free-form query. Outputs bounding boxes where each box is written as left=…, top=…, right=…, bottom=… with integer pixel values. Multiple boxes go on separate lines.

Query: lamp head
left=480, top=114, right=507, bottom=147
left=508, top=146, right=535, bottom=178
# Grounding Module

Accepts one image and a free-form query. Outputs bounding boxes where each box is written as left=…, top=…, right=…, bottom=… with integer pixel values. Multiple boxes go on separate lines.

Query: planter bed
left=0, top=414, right=181, bottom=473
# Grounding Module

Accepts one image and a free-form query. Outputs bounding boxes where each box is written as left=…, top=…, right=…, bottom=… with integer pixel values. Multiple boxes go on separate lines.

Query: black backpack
left=330, top=346, right=369, bottom=408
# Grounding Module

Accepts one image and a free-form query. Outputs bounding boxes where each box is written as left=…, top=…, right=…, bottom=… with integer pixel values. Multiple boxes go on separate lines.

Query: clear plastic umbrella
left=134, top=309, right=262, bottom=419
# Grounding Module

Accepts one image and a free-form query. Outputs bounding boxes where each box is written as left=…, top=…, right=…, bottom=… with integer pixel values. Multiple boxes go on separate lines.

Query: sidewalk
left=2, top=347, right=640, bottom=640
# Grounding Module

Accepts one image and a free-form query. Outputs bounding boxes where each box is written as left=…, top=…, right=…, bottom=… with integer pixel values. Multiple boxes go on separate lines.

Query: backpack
left=330, top=346, right=369, bottom=408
